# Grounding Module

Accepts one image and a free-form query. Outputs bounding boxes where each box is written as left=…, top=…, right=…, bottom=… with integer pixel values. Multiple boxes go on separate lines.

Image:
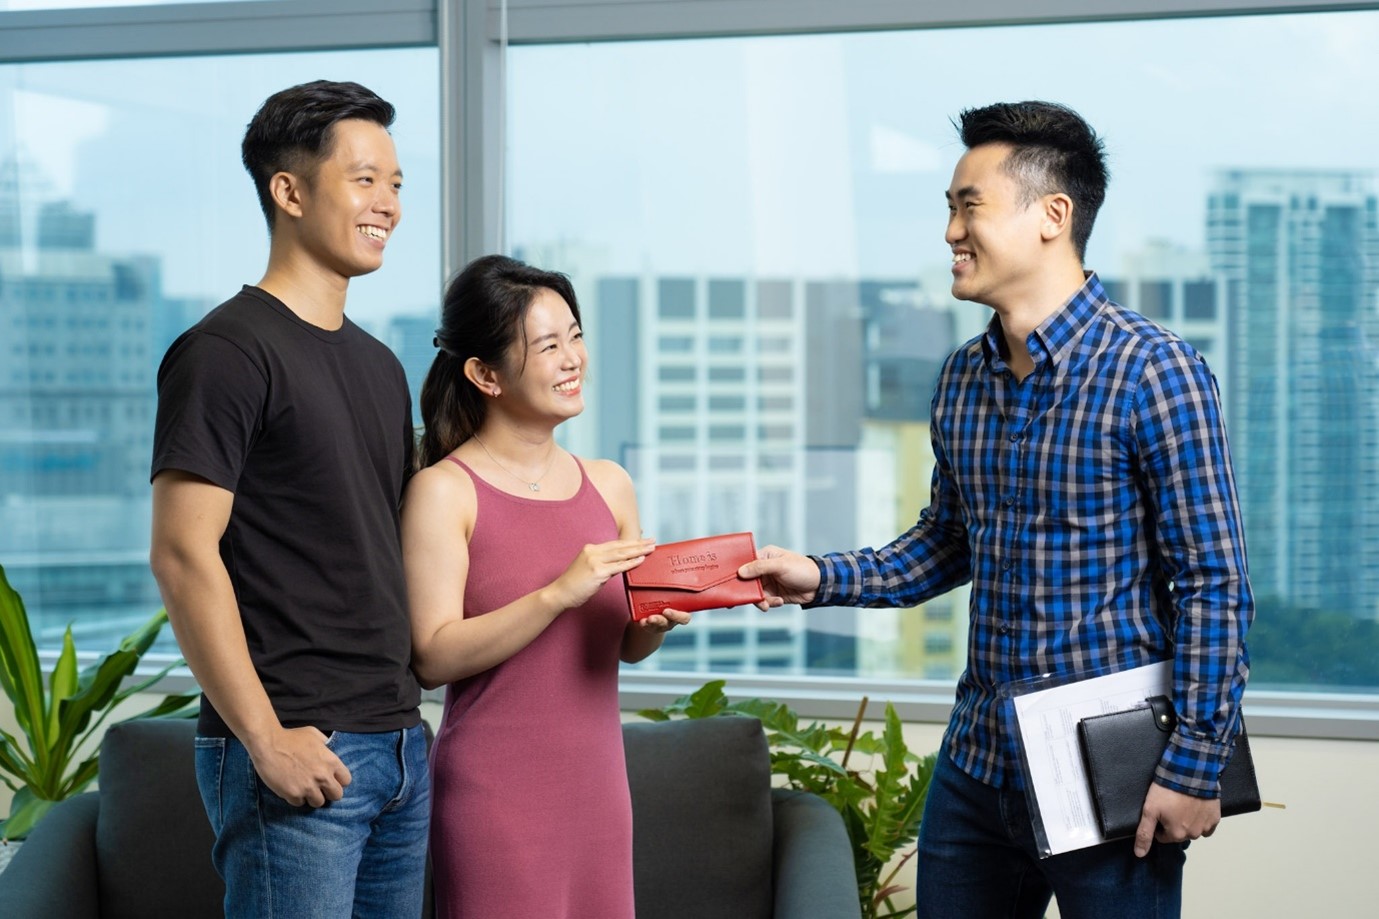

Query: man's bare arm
left=149, top=470, right=350, bottom=806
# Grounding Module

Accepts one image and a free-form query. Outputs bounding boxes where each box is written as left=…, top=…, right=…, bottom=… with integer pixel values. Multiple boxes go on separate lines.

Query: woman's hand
left=634, top=608, right=693, bottom=633
left=547, top=538, right=656, bottom=612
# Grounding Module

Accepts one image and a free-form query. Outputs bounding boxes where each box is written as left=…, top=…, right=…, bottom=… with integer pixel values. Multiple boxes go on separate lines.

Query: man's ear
left=1041, top=193, right=1074, bottom=243
left=464, top=357, right=502, bottom=398
left=269, top=171, right=306, bottom=222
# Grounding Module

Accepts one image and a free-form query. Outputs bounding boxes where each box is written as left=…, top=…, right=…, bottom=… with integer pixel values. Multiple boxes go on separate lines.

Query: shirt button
left=1009, top=433, right=1021, bottom=443
left=1001, top=560, right=1013, bottom=571
left=998, top=623, right=1011, bottom=635
left=1003, top=497, right=1015, bottom=508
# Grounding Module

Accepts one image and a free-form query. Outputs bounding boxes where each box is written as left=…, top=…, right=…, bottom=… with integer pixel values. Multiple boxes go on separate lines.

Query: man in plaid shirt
left=741, top=100, right=1252, bottom=918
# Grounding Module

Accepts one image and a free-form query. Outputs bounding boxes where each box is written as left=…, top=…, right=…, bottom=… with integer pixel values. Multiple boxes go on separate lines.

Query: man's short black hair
left=955, top=101, right=1109, bottom=260
left=241, top=80, right=396, bottom=231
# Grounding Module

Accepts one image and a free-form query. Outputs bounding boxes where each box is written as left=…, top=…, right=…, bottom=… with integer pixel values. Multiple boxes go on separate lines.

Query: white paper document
left=1012, top=661, right=1172, bottom=856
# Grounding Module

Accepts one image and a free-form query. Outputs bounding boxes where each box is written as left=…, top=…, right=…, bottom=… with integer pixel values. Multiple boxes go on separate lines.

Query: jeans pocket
left=193, top=736, right=227, bottom=832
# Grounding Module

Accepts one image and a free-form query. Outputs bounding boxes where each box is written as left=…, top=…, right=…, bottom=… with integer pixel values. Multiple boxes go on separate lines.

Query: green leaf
left=722, top=697, right=798, bottom=733
left=57, top=610, right=169, bottom=744
left=772, top=755, right=838, bottom=792
left=115, top=608, right=171, bottom=659
left=0, top=571, right=188, bottom=840
left=881, top=704, right=910, bottom=775
left=0, top=787, right=58, bottom=842
left=56, top=753, right=100, bottom=800
left=640, top=679, right=728, bottom=720
left=0, top=724, right=37, bottom=784
left=45, top=627, right=79, bottom=751
left=680, top=680, right=729, bottom=718
left=53, top=648, right=141, bottom=759
left=848, top=733, right=889, bottom=757
left=109, top=657, right=185, bottom=703
left=0, top=566, right=47, bottom=755
left=876, top=907, right=918, bottom=919
left=769, top=720, right=839, bottom=754
left=775, top=743, right=850, bottom=776
left=635, top=708, right=671, bottom=722
left=120, top=691, right=201, bottom=722
left=829, top=775, right=873, bottom=810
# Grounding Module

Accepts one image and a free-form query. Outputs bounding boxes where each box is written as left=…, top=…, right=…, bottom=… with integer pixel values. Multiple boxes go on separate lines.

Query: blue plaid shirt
left=812, top=273, right=1252, bottom=797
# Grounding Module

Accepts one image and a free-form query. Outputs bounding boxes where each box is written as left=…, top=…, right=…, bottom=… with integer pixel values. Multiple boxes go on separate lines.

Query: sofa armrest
left=770, top=788, right=861, bottom=919
left=0, top=792, right=101, bottom=919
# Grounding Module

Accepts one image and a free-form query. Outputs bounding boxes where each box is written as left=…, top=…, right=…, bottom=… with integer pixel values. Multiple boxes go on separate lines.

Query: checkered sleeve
left=1134, top=342, right=1253, bottom=797
left=809, top=460, right=972, bottom=609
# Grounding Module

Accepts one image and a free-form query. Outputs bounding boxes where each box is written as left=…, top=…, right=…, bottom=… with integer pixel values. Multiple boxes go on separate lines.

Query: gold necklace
left=471, top=435, right=558, bottom=492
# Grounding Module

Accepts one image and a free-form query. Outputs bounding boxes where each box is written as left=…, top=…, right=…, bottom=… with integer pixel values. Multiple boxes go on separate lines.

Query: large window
left=3, top=1, right=1377, bottom=733
left=0, top=48, right=439, bottom=653
left=508, top=10, right=1379, bottom=694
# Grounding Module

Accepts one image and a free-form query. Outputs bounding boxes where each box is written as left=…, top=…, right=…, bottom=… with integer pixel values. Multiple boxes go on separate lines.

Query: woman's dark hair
left=955, top=100, right=1109, bottom=260
left=418, top=255, right=582, bottom=469
left=241, top=80, right=396, bottom=231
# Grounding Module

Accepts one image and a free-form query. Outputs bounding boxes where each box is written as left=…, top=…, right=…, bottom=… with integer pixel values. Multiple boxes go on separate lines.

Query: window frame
left=5, top=0, right=1379, bottom=739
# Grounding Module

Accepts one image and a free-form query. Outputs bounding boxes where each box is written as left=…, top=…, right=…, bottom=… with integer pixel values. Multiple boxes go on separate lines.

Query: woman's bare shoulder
left=404, top=455, right=478, bottom=514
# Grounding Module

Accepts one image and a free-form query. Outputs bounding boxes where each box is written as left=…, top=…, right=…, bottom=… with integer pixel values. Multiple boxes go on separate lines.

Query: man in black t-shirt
left=149, top=81, right=428, bottom=918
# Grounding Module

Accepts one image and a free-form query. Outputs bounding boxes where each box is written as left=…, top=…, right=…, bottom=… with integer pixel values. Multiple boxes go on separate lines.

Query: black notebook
left=1077, top=695, right=1261, bottom=840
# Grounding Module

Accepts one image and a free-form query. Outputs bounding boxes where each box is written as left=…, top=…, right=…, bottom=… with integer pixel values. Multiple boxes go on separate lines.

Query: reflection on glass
left=1, top=49, right=439, bottom=653
left=2, top=1, right=235, bottom=10
left=509, top=12, right=1379, bottom=690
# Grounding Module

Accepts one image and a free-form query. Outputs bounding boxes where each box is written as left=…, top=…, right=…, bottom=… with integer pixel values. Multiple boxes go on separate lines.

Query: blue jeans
left=194, top=724, right=430, bottom=919
left=915, top=748, right=1186, bottom=919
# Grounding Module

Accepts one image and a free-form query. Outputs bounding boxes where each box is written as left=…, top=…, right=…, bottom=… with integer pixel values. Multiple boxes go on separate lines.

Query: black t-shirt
left=152, top=286, right=421, bottom=736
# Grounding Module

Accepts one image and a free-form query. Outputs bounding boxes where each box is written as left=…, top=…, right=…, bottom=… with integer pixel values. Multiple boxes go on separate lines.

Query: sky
left=1, top=47, right=442, bottom=322
left=507, top=12, right=1379, bottom=284
left=2, top=9, right=1379, bottom=324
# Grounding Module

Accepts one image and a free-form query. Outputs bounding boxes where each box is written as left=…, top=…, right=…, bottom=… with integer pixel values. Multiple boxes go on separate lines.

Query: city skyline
left=0, top=11, right=1376, bottom=320
left=3, top=8, right=1378, bottom=685
left=6, top=161, right=1377, bottom=686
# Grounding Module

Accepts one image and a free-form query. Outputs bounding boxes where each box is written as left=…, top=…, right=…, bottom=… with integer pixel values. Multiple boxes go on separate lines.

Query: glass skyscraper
left=1208, top=170, right=1379, bottom=618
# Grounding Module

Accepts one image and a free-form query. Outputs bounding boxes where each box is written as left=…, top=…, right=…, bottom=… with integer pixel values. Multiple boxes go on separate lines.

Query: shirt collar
left=980, top=271, right=1108, bottom=374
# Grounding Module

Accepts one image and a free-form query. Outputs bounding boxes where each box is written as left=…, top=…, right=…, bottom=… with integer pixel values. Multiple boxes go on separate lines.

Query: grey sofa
left=0, top=714, right=859, bottom=919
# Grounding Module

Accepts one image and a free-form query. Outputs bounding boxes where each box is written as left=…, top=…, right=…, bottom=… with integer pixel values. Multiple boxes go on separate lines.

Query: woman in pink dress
left=401, top=255, right=689, bottom=918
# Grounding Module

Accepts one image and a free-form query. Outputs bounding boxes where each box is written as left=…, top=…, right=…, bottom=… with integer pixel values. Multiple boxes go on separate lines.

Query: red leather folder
left=624, top=532, right=765, bottom=621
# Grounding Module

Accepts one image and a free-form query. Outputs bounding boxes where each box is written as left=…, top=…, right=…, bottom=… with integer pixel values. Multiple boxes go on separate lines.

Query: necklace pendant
left=529, top=482, right=541, bottom=492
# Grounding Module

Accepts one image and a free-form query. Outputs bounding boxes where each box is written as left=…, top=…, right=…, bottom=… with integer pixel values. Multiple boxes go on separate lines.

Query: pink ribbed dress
left=429, top=457, right=635, bottom=919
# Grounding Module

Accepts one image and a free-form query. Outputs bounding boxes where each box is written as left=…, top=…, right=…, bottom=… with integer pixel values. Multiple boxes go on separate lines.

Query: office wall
left=705, top=717, right=1375, bottom=919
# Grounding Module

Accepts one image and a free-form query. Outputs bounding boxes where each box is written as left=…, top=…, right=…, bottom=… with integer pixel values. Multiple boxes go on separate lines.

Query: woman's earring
left=491, top=388, right=500, bottom=397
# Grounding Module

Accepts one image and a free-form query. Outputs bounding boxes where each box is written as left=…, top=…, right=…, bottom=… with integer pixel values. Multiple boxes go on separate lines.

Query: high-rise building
left=1101, top=240, right=1230, bottom=410
left=0, top=195, right=165, bottom=647
left=1207, top=169, right=1379, bottom=618
left=1, top=201, right=160, bottom=499
left=577, top=270, right=960, bottom=676
left=588, top=274, right=824, bottom=672
left=385, top=313, right=440, bottom=428
left=853, top=280, right=967, bottom=679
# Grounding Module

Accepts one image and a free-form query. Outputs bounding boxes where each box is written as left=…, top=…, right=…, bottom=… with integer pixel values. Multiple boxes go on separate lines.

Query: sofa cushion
left=771, top=789, right=862, bottom=918
left=0, top=792, right=101, bottom=918
left=96, top=718, right=223, bottom=919
left=623, top=717, right=774, bottom=919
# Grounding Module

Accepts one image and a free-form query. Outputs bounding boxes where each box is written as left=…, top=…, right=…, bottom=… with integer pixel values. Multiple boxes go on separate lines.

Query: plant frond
left=0, top=565, right=48, bottom=760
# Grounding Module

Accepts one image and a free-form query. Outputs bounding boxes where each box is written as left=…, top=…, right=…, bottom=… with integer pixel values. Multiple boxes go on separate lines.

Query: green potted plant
left=641, top=679, right=936, bottom=919
left=0, top=562, right=199, bottom=841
